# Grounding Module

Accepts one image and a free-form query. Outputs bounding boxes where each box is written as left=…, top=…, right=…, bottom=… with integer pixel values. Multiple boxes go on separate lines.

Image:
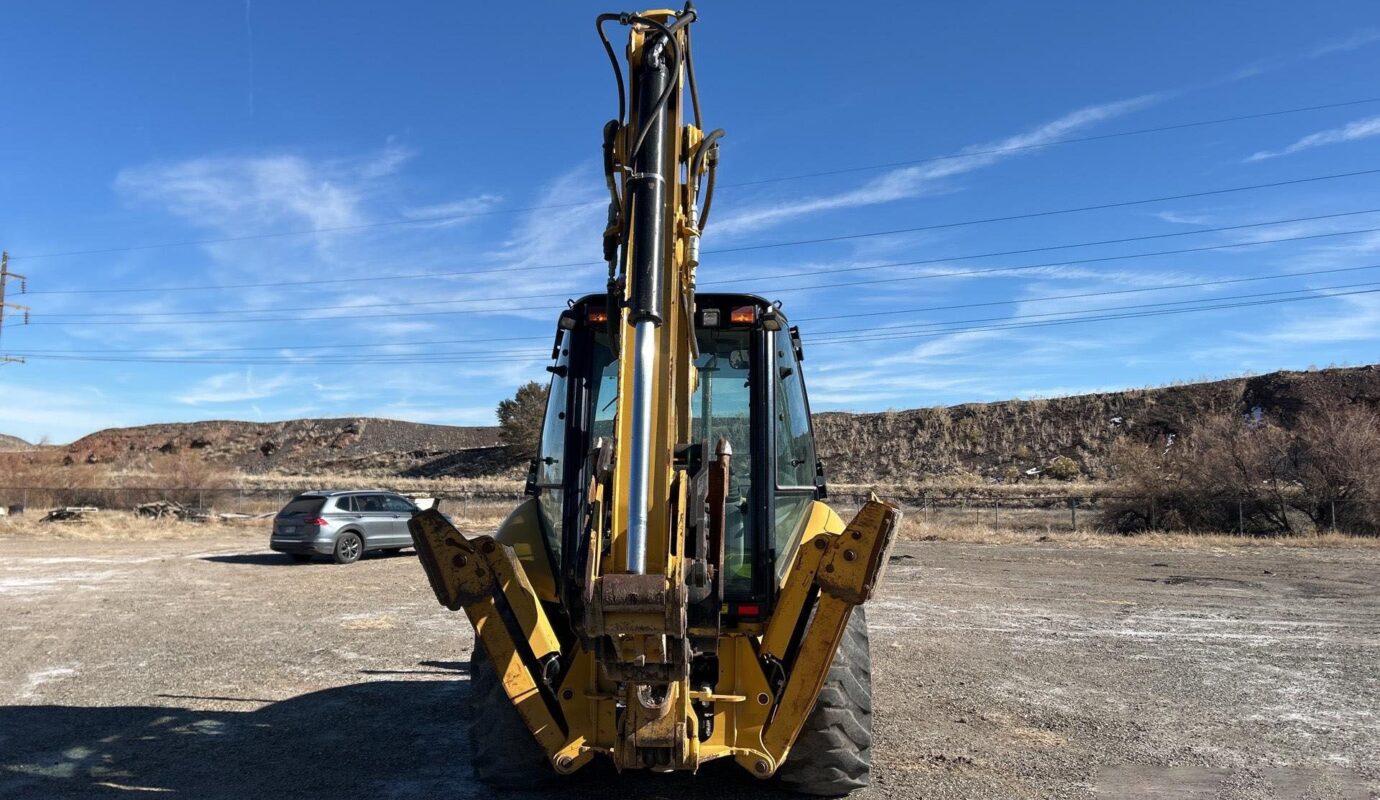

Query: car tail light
left=304, top=517, right=329, bottom=527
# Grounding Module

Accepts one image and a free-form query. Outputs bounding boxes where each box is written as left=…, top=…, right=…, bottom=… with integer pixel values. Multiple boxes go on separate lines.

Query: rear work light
left=729, top=305, right=756, bottom=325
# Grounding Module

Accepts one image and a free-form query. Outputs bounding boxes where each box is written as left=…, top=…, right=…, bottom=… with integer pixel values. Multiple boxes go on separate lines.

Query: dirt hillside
left=0, top=434, right=32, bottom=452
left=814, top=365, right=1380, bottom=482
left=64, top=417, right=503, bottom=477
left=19, top=365, right=1379, bottom=484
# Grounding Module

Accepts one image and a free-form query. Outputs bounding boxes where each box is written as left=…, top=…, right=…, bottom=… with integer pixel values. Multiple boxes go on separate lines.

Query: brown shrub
left=1101, top=403, right=1380, bottom=535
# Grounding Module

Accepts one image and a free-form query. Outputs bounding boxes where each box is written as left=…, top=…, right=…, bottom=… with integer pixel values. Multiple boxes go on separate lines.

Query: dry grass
left=0, top=511, right=262, bottom=541
left=0, top=500, right=522, bottom=541
left=878, top=509, right=1380, bottom=550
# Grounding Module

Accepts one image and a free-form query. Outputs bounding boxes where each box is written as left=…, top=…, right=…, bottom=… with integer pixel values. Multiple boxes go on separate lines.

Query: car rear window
left=280, top=496, right=326, bottom=515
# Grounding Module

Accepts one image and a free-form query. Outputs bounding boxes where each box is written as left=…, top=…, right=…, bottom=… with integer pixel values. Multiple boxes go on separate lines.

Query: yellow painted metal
left=756, top=500, right=900, bottom=771
left=411, top=6, right=906, bottom=781
left=493, top=497, right=558, bottom=603
left=409, top=509, right=590, bottom=773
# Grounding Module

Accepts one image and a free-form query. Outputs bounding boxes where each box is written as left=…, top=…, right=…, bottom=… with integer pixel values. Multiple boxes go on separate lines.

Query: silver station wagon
left=269, top=490, right=420, bottom=564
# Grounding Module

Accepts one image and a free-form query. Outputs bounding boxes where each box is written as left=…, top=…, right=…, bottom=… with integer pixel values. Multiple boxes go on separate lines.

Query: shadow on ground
left=0, top=671, right=792, bottom=799
left=201, top=550, right=415, bottom=566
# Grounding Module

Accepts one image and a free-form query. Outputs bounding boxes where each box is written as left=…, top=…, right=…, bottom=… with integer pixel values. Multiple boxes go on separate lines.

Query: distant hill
left=813, top=365, right=1380, bottom=483
left=47, top=365, right=1380, bottom=484
left=0, top=433, right=33, bottom=452
left=65, top=417, right=503, bottom=477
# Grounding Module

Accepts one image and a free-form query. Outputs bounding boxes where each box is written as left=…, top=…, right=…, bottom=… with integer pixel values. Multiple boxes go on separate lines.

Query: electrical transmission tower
left=1, top=251, right=29, bottom=365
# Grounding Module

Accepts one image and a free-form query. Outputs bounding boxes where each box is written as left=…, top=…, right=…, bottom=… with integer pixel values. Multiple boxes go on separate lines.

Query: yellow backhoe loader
left=409, top=5, right=899, bottom=794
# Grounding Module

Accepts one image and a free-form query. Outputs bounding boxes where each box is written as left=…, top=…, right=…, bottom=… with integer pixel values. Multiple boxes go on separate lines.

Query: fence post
left=1331, top=500, right=1337, bottom=532
left=1070, top=497, right=1077, bottom=531
left=1238, top=499, right=1244, bottom=535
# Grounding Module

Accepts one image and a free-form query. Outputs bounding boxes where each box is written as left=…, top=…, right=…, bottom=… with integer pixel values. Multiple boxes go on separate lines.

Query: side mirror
left=524, top=458, right=540, bottom=497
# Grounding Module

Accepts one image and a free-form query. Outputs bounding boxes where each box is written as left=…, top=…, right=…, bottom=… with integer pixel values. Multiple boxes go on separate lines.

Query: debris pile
left=135, top=501, right=211, bottom=522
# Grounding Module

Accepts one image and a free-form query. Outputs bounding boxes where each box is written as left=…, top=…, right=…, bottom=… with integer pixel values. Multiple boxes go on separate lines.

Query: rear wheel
left=332, top=532, right=363, bottom=564
left=468, top=643, right=555, bottom=787
left=776, top=607, right=873, bottom=796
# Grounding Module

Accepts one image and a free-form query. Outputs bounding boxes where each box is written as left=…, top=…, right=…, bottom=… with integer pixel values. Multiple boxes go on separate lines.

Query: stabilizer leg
left=410, top=508, right=594, bottom=774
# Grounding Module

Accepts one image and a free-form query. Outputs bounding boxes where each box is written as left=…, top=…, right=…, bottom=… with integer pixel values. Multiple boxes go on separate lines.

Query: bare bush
left=147, top=452, right=231, bottom=506
left=1101, top=402, right=1380, bottom=535
left=1292, top=401, right=1380, bottom=534
left=1046, top=455, right=1081, bottom=481
left=1100, top=411, right=1298, bottom=534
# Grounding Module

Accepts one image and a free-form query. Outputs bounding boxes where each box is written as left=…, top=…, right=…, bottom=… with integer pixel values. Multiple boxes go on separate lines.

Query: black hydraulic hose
left=683, top=24, right=702, bottom=130
left=623, top=14, right=682, bottom=164
left=693, top=128, right=725, bottom=229
left=595, top=14, right=626, bottom=124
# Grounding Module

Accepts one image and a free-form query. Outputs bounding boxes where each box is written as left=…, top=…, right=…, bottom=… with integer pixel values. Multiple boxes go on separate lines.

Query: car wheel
left=289, top=553, right=313, bottom=564
left=333, top=531, right=363, bottom=564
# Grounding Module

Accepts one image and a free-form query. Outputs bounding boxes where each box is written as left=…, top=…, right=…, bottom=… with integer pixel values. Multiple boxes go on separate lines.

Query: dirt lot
left=0, top=530, right=1376, bottom=799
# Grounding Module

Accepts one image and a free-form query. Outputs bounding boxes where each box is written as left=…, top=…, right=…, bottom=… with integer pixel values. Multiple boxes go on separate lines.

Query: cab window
left=534, top=341, right=570, bottom=562
left=773, top=328, right=817, bottom=577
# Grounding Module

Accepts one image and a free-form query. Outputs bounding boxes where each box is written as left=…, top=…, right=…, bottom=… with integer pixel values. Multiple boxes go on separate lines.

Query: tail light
left=304, top=517, right=329, bottom=527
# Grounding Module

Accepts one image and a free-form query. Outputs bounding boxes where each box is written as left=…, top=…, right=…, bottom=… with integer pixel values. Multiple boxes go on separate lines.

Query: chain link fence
left=0, top=486, right=522, bottom=521
left=1, top=485, right=1376, bottom=535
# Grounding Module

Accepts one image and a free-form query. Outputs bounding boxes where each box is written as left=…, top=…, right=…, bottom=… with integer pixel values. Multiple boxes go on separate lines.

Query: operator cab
left=530, top=293, right=826, bottom=619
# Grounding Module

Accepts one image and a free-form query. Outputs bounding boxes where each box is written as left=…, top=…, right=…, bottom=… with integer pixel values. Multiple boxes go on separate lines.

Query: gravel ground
left=0, top=532, right=1376, bottom=799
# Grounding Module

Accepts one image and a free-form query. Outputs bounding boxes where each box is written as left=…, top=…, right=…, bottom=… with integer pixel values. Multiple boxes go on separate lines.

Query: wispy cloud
left=115, top=149, right=405, bottom=234
left=1308, top=28, right=1380, bottom=59
left=1245, top=115, right=1380, bottom=162
left=177, top=369, right=291, bottom=404
left=1225, top=28, right=1380, bottom=81
left=1258, top=291, right=1380, bottom=344
left=401, top=195, right=504, bottom=227
left=1154, top=210, right=1213, bottom=226
left=714, top=94, right=1159, bottom=237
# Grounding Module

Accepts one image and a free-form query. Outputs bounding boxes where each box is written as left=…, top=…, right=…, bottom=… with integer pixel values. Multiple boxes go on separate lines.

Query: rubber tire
left=468, top=643, right=557, bottom=787
left=289, top=553, right=313, bottom=563
left=332, top=531, right=363, bottom=565
left=775, top=607, right=873, bottom=796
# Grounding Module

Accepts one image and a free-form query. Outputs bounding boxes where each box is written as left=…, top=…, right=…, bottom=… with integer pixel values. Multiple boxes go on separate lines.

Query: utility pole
left=0, top=251, right=29, bottom=365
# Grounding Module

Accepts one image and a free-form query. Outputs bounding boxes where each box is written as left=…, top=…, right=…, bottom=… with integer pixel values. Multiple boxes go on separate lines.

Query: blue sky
left=2, top=2, right=1379, bottom=443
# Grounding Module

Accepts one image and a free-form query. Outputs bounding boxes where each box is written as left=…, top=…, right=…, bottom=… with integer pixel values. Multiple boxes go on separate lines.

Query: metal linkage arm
left=409, top=509, right=594, bottom=774
left=750, top=500, right=900, bottom=773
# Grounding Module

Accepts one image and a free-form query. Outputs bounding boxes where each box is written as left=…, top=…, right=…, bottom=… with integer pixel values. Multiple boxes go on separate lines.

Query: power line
left=27, top=208, right=1380, bottom=318
left=12, top=225, right=1378, bottom=326
left=17, top=261, right=1380, bottom=355
left=805, top=285, right=1380, bottom=344
left=0, top=251, right=30, bottom=365
left=11, top=95, right=1380, bottom=263
left=20, top=166, right=1380, bottom=297
left=795, top=261, right=1380, bottom=323
left=808, top=279, right=1380, bottom=339
left=11, top=281, right=1379, bottom=365
left=726, top=96, right=1380, bottom=187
